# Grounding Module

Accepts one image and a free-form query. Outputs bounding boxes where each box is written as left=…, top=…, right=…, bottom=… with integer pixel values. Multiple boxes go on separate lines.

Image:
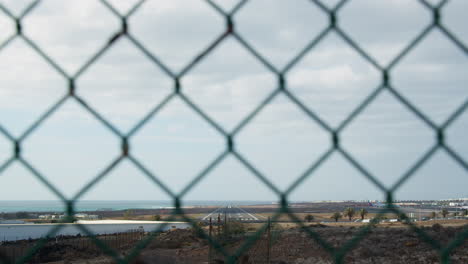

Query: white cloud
left=0, top=0, right=466, bottom=200
left=21, top=0, right=120, bottom=74
left=289, top=65, right=363, bottom=88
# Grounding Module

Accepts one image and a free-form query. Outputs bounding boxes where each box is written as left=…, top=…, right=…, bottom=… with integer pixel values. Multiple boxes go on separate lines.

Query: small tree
left=397, top=213, right=407, bottom=222
left=463, top=209, right=468, bottom=216
left=153, top=214, right=161, bottom=221
left=343, top=207, right=355, bottom=221
left=359, top=209, right=368, bottom=220
left=331, top=212, right=342, bottom=222
left=441, top=209, right=449, bottom=218
left=430, top=212, right=437, bottom=219
left=304, top=214, right=314, bottom=222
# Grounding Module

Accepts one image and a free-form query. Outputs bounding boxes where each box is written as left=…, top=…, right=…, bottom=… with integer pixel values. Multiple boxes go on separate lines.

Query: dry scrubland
left=1, top=220, right=467, bottom=264
left=109, top=212, right=466, bottom=226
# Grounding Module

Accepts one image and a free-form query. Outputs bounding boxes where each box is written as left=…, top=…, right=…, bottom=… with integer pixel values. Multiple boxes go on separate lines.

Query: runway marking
left=201, top=205, right=263, bottom=221
left=202, top=206, right=224, bottom=220
left=235, top=206, right=260, bottom=221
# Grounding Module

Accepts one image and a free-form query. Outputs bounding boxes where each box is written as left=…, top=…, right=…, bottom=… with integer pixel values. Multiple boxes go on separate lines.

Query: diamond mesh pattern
left=0, top=0, right=467, bottom=263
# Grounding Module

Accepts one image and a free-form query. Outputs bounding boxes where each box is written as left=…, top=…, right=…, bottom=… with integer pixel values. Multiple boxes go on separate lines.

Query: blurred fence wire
left=0, top=0, right=467, bottom=263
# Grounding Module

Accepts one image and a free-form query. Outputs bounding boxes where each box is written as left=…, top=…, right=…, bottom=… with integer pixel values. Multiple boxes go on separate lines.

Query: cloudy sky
left=0, top=0, right=467, bottom=204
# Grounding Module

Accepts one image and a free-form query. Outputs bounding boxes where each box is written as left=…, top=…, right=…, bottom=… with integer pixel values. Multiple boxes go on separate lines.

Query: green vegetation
left=225, top=221, right=246, bottom=236
left=343, top=207, right=355, bottom=221
left=397, top=213, right=407, bottom=222
left=304, top=214, right=314, bottom=222
left=123, top=210, right=134, bottom=219
left=153, top=214, right=161, bottom=221
left=359, top=209, right=368, bottom=220
left=191, top=221, right=205, bottom=238
left=441, top=208, right=449, bottom=218
left=15, top=212, right=30, bottom=219
left=331, top=212, right=342, bottom=222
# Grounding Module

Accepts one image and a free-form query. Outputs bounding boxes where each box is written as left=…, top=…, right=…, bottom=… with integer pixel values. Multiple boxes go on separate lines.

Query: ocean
left=0, top=200, right=272, bottom=213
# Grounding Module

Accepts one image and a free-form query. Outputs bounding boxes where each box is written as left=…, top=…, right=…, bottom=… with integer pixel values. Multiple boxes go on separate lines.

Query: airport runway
left=201, top=205, right=265, bottom=222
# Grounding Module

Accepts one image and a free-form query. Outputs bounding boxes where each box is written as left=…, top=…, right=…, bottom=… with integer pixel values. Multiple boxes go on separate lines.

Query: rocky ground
left=1, top=223, right=467, bottom=263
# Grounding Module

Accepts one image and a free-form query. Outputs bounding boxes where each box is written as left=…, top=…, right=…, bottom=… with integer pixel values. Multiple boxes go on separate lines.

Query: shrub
left=191, top=221, right=205, bottom=238
left=304, top=214, right=314, bottom=222
left=225, top=221, right=246, bottom=236
left=153, top=215, right=162, bottom=221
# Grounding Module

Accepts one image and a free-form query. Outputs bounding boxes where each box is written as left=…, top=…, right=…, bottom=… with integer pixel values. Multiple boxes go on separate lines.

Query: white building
left=39, top=214, right=52, bottom=220
left=74, top=213, right=88, bottom=219
left=74, top=213, right=99, bottom=220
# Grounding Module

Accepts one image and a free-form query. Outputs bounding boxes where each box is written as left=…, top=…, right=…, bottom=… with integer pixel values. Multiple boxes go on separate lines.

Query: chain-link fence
left=0, top=0, right=467, bottom=263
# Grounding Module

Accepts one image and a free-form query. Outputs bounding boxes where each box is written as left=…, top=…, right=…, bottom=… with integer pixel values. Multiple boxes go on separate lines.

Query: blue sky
left=0, top=0, right=467, bottom=203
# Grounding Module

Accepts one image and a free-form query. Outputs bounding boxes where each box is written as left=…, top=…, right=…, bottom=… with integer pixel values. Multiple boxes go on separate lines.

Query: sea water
left=0, top=200, right=271, bottom=213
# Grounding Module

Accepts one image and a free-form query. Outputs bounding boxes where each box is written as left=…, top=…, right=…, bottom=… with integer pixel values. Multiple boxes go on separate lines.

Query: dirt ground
left=2, top=221, right=467, bottom=264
